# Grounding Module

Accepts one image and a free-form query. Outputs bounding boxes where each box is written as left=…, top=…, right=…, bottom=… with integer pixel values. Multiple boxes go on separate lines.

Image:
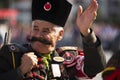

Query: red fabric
left=0, top=9, right=18, bottom=26
left=56, top=48, right=87, bottom=78
left=75, top=50, right=86, bottom=77
left=105, top=68, right=120, bottom=80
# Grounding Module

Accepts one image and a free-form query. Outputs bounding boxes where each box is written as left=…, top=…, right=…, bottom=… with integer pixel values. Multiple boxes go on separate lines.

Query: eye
left=33, top=26, right=39, bottom=32
left=43, top=30, right=48, bottom=33
left=42, top=28, right=50, bottom=33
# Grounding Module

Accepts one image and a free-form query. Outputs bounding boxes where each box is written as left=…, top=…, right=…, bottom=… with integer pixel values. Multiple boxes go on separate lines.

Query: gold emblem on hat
left=44, top=2, right=51, bottom=11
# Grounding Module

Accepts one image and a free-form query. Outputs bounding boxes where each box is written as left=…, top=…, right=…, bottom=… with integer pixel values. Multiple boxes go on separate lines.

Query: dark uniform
left=0, top=0, right=106, bottom=80
left=102, top=33, right=120, bottom=80
left=0, top=30, right=105, bottom=80
left=102, top=50, right=120, bottom=80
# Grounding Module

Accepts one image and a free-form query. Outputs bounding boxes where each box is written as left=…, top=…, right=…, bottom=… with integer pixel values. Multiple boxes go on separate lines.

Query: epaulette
left=56, top=46, right=78, bottom=51
left=56, top=46, right=81, bottom=67
left=56, top=46, right=78, bottom=55
left=7, top=43, right=28, bottom=53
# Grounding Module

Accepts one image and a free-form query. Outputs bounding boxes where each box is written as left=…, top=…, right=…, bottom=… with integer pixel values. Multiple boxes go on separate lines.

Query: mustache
left=27, top=36, right=52, bottom=45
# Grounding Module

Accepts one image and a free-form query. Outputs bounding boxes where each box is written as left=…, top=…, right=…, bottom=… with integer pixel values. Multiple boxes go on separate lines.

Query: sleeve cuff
left=81, top=29, right=100, bottom=47
left=16, top=67, right=25, bottom=79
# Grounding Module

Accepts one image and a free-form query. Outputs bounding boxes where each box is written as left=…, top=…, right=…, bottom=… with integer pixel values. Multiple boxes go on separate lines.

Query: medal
left=53, top=57, right=64, bottom=62
left=51, top=64, right=61, bottom=78
left=10, top=45, right=16, bottom=51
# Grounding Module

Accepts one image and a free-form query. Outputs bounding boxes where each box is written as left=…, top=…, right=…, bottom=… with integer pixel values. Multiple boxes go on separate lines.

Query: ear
left=57, top=30, right=64, bottom=41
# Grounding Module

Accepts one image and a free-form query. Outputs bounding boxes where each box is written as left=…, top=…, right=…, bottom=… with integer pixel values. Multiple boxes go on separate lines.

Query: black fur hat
left=32, top=0, right=72, bottom=27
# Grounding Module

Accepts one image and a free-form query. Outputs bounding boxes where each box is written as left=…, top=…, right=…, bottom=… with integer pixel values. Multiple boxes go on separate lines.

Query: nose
left=34, top=32, right=44, bottom=38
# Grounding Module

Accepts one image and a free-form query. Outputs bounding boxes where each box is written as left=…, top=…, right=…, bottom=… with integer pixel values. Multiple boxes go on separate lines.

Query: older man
left=0, top=0, right=106, bottom=80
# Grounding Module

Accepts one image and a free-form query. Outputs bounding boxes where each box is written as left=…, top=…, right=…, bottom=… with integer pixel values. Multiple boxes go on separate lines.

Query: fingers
left=77, top=5, right=83, bottom=17
left=76, top=0, right=99, bottom=36
left=93, top=12, right=97, bottom=20
left=23, top=52, right=38, bottom=66
left=86, top=0, right=98, bottom=20
left=77, top=0, right=98, bottom=18
left=20, top=52, right=38, bottom=74
left=89, top=0, right=98, bottom=12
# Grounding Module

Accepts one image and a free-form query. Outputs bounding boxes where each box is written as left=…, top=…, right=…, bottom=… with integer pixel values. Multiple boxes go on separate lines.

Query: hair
left=54, top=25, right=64, bottom=32
left=32, top=20, right=64, bottom=32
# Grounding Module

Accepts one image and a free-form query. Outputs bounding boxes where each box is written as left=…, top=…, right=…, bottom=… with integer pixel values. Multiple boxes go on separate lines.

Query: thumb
left=77, top=5, right=83, bottom=17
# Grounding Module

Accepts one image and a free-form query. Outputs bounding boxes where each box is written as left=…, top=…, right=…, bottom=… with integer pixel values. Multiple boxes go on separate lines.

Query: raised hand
left=76, top=0, right=98, bottom=36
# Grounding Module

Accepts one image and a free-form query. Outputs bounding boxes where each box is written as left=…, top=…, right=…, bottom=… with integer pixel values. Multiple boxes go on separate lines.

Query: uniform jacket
left=0, top=30, right=106, bottom=80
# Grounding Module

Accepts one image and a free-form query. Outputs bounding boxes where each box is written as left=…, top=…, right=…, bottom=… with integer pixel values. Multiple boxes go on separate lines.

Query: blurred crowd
left=93, top=23, right=120, bottom=51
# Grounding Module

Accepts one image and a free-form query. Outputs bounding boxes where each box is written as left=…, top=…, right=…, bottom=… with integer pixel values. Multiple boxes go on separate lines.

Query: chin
left=47, top=46, right=55, bottom=52
left=40, top=49, right=53, bottom=54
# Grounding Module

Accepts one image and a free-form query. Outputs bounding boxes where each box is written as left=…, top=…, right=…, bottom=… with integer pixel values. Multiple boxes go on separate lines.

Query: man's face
left=30, top=20, right=64, bottom=53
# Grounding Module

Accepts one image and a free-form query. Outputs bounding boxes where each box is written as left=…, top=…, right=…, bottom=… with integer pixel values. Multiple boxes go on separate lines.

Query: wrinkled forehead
left=32, top=20, right=63, bottom=30
left=32, top=20, right=56, bottom=31
left=32, top=20, right=55, bottom=27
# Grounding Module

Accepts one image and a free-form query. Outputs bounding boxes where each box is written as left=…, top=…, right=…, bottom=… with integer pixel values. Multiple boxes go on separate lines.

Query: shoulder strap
left=7, top=43, right=28, bottom=53
left=56, top=46, right=78, bottom=54
left=6, top=44, right=28, bottom=69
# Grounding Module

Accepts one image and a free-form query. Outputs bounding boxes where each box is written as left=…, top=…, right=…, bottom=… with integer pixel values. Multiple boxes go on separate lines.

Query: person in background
left=0, top=0, right=106, bottom=80
left=111, top=32, right=120, bottom=54
left=102, top=32, right=120, bottom=80
left=102, top=50, right=120, bottom=80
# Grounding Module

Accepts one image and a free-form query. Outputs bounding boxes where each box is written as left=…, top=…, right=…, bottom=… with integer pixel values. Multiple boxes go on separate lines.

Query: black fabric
left=0, top=44, right=70, bottom=80
left=0, top=41, right=105, bottom=80
left=83, top=39, right=106, bottom=78
left=32, top=0, right=72, bottom=27
left=106, top=50, right=120, bottom=68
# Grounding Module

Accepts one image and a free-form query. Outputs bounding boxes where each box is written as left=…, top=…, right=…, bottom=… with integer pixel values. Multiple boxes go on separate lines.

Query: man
left=0, top=0, right=106, bottom=80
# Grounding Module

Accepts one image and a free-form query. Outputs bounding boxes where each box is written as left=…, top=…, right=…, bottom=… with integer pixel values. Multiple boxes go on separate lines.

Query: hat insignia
left=44, top=2, right=51, bottom=11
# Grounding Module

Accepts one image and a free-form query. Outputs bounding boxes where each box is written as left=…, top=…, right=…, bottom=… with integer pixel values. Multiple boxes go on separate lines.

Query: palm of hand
left=76, top=0, right=98, bottom=36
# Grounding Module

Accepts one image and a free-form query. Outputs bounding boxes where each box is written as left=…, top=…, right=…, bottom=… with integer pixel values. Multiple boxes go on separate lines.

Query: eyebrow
left=43, top=27, right=52, bottom=31
left=33, top=24, right=55, bottom=31
left=33, top=25, right=38, bottom=28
